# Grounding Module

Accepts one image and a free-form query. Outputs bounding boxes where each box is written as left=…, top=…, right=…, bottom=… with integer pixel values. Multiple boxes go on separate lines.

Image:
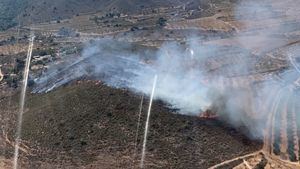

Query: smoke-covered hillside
left=2, top=0, right=300, bottom=168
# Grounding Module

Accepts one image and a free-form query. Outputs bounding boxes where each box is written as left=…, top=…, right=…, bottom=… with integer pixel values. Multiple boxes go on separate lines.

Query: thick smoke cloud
left=33, top=0, right=300, bottom=140
left=34, top=39, right=212, bottom=113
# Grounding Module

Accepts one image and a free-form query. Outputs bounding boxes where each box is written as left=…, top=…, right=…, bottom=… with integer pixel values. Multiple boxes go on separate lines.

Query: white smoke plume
left=32, top=0, right=300, bottom=140
left=34, top=39, right=212, bottom=113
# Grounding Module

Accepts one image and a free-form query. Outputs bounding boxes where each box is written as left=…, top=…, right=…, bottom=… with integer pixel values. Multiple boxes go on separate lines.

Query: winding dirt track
left=208, top=151, right=262, bottom=169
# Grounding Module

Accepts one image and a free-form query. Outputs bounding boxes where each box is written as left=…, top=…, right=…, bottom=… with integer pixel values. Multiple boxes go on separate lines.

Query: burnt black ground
left=0, top=81, right=261, bottom=168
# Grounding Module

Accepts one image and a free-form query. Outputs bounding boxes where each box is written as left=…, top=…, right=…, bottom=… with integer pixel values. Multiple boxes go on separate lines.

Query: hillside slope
left=0, top=0, right=209, bottom=29
left=0, top=0, right=27, bottom=30
left=0, top=82, right=261, bottom=168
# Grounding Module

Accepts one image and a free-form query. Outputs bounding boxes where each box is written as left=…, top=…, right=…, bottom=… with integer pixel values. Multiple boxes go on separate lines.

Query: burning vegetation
left=1, top=0, right=300, bottom=168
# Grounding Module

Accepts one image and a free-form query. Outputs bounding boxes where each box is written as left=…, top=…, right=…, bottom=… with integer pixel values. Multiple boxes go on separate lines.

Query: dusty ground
left=0, top=81, right=261, bottom=169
